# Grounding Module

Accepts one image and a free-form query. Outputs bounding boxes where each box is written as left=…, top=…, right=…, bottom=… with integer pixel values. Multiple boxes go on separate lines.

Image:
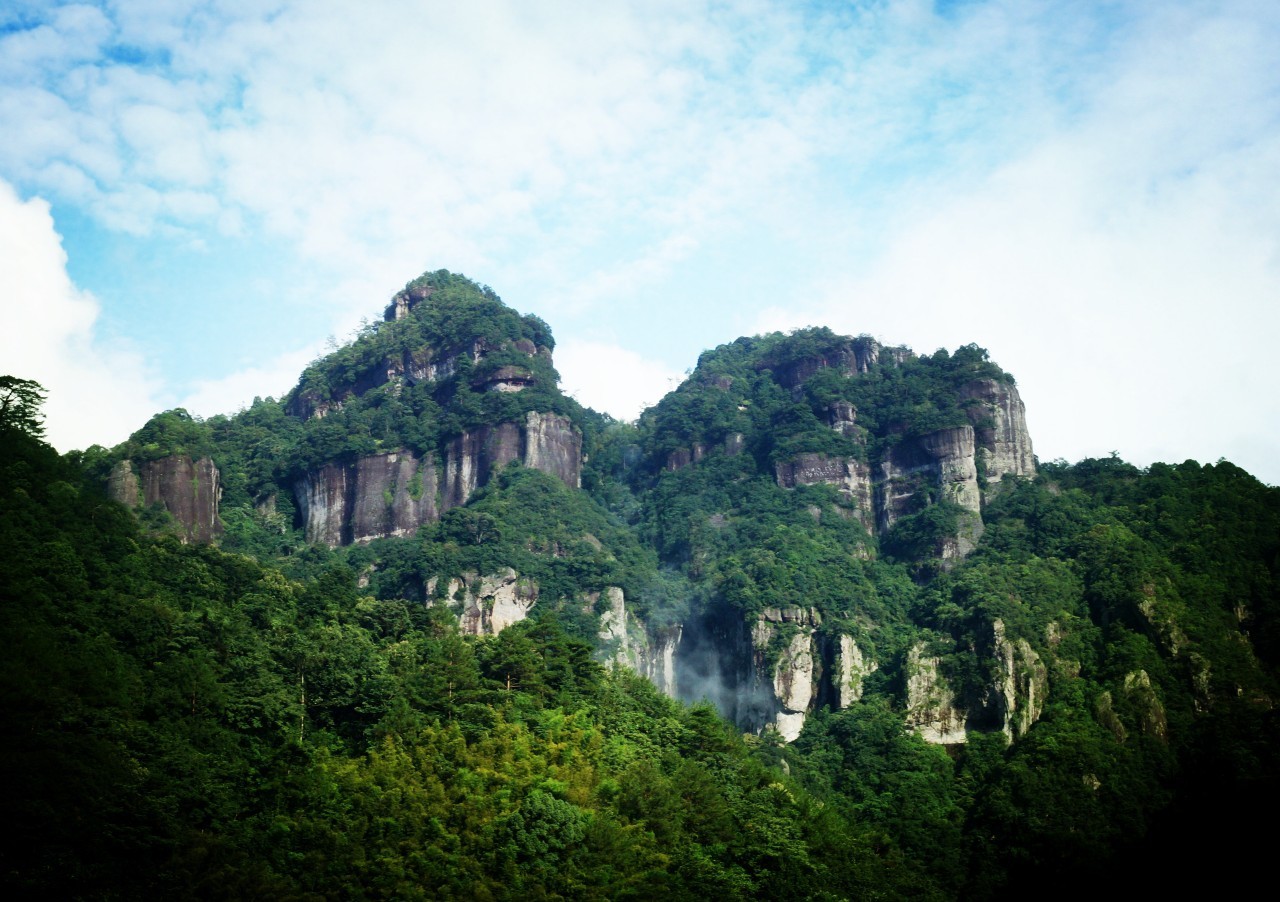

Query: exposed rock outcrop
left=827, top=401, right=858, bottom=436
left=296, top=463, right=350, bottom=547
left=960, top=378, right=1036, bottom=481
left=109, top=456, right=223, bottom=544
left=1122, top=669, right=1168, bottom=740
left=906, top=622, right=1047, bottom=745
left=740, top=607, right=825, bottom=741
left=595, top=586, right=630, bottom=665
left=430, top=569, right=539, bottom=637
left=107, top=459, right=140, bottom=508
left=384, top=282, right=435, bottom=321
left=633, top=624, right=684, bottom=698
left=524, top=411, right=582, bottom=490
left=991, top=619, right=1047, bottom=740
left=879, top=426, right=982, bottom=530
left=295, top=413, right=581, bottom=547
left=773, top=426, right=988, bottom=557
left=673, top=605, right=876, bottom=743
left=296, top=451, right=440, bottom=547
left=877, top=425, right=985, bottom=558
left=834, top=634, right=876, bottom=708
left=905, top=642, right=969, bottom=744
left=592, top=586, right=686, bottom=696
left=775, top=454, right=874, bottom=530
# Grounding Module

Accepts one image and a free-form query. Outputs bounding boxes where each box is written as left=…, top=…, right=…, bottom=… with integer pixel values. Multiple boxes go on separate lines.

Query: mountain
left=4, top=270, right=1279, bottom=898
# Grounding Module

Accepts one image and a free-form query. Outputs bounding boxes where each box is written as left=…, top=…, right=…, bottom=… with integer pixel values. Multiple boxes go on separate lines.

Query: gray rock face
left=879, top=426, right=982, bottom=530
left=876, top=425, right=985, bottom=559
left=107, top=459, right=140, bottom=508
left=634, top=625, right=684, bottom=698
left=742, top=607, right=823, bottom=741
left=110, top=456, right=224, bottom=544
left=295, top=413, right=580, bottom=547
left=905, top=642, right=969, bottom=745
left=593, top=587, right=687, bottom=696
left=450, top=569, right=539, bottom=636
left=960, top=378, right=1036, bottom=481
left=524, top=411, right=582, bottom=490
left=384, top=283, right=435, bottom=321
left=297, top=463, right=350, bottom=547
left=905, top=621, right=1048, bottom=746
left=351, top=452, right=439, bottom=542
left=827, top=401, right=858, bottom=435
left=595, top=587, right=630, bottom=665
left=441, top=424, right=522, bottom=511
left=296, top=452, right=440, bottom=547
left=672, top=605, right=874, bottom=743
left=774, top=454, right=874, bottom=530
left=991, top=619, right=1047, bottom=740
left=835, top=634, right=876, bottom=708
left=774, top=426, right=992, bottom=559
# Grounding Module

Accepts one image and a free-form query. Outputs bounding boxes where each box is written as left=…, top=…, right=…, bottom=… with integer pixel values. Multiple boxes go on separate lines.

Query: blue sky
left=2, top=1, right=1278, bottom=484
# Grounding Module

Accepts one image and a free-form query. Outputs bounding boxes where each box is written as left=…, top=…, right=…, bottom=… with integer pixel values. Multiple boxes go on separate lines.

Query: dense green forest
left=3, top=274, right=1278, bottom=899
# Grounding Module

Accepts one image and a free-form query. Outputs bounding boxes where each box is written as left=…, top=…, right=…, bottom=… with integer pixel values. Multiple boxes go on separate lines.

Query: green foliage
left=0, top=375, right=47, bottom=439
left=8, top=288, right=1280, bottom=899
left=2, top=423, right=928, bottom=898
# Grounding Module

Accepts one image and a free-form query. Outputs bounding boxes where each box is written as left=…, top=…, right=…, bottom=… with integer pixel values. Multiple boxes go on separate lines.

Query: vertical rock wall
left=351, top=452, right=440, bottom=542
left=960, top=378, right=1036, bottom=481
left=904, top=623, right=1048, bottom=746
left=452, top=569, right=539, bottom=636
left=905, top=643, right=969, bottom=745
left=524, top=411, right=582, bottom=489
left=295, top=412, right=582, bottom=547
left=878, top=425, right=982, bottom=532
left=834, top=634, right=876, bottom=708
left=297, top=463, right=351, bottom=547
left=774, top=454, right=874, bottom=530
left=670, top=604, right=877, bottom=743
left=109, top=456, right=224, bottom=544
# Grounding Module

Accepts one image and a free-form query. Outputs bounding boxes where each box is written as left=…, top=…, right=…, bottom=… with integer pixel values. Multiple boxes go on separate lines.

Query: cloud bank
left=0, top=177, right=161, bottom=451
left=1, top=1, right=1277, bottom=483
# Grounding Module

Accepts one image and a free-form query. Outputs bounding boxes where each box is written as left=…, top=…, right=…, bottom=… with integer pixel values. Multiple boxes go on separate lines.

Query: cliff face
left=109, top=456, right=223, bottom=544
left=904, top=619, right=1048, bottom=745
left=961, top=378, right=1036, bottom=481
left=296, top=451, right=440, bottom=547
left=775, top=454, right=874, bottom=531
left=295, top=412, right=581, bottom=547
left=773, top=424, right=988, bottom=557
left=758, top=350, right=1033, bottom=562
left=666, top=604, right=877, bottom=742
left=878, top=425, right=986, bottom=559
left=764, top=335, right=909, bottom=390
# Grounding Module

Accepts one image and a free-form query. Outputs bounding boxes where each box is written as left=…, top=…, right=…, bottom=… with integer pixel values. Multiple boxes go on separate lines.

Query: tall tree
left=0, top=376, right=47, bottom=438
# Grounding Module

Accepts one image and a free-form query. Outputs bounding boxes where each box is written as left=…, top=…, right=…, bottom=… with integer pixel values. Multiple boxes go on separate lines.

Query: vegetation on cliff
left=3, top=271, right=1278, bottom=898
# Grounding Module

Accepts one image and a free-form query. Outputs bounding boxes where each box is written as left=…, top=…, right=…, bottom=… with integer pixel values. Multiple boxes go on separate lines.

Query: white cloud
left=0, top=177, right=164, bottom=451
left=2, top=0, right=1279, bottom=487
left=177, top=344, right=319, bottom=420
left=555, top=340, right=684, bottom=422
left=753, top=5, right=1280, bottom=485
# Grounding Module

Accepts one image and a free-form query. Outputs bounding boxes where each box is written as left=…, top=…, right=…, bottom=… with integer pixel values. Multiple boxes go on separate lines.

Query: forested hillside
left=3, top=273, right=1278, bottom=899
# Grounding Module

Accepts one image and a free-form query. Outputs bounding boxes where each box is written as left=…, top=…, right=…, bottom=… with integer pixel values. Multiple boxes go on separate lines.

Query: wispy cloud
left=754, top=3, right=1280, bottom=481
left=555, top=340, right=685, bottom=422
left=2, top=1, right=1278, bottom=482
left=0, top=177, right=164, bottom=451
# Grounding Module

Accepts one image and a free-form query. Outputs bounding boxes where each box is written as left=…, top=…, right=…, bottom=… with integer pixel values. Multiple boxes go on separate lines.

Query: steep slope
left=98, top=271, right=587, bottom=551
left=627, top=330, right=1039, bottom=739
